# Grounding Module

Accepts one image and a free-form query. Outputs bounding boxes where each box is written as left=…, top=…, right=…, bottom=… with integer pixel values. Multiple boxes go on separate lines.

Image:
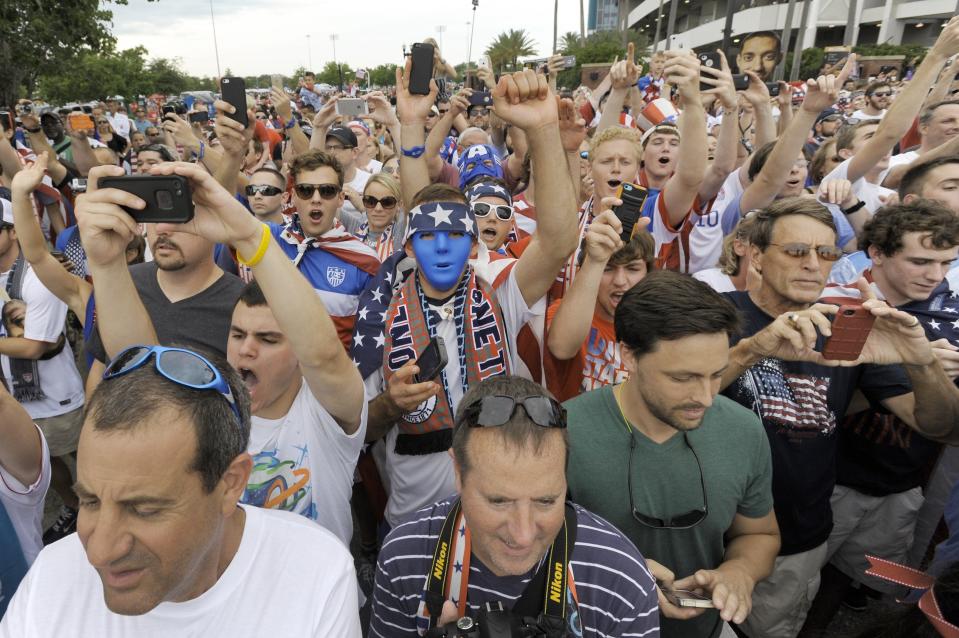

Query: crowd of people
left=1, top=23, right=959, bottom=638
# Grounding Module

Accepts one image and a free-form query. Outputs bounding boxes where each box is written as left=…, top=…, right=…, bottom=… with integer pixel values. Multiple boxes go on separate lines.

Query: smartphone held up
left=97, top=175, right=195, bottom=224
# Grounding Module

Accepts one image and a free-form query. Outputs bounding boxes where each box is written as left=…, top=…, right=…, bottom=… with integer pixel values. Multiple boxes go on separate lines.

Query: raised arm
left=18, top=113, right=67, bottom=184
left=425, top=91, right=466, bottom=180
left=740, top=73, right=776, bottom=151
left=0, top=383, right=42, bottom=488
left=547, top=210, right=626, bottom=359
left=270, top=87, right=310, bottom=159
left=699, top=52, right=741, bottom=201
left=849, top=22, right=959, bottom=183
left=661, top=50, right=707, bottom=227
left=211, top=100, right=256, bottom=196
left=309, top=97, right=340, bottom=151
left=75, top=165, right=159, bottom=358
left=740, top=56, right=855, bottom=212
left=495, top=71, right=578, bottom=306
left=10, top=155, right=90, bottom=317
left=395, top=61, right=439, bottom=210
left=153, top=160, right=365, bottom=433
left=597, top=44, right=640, bottom=135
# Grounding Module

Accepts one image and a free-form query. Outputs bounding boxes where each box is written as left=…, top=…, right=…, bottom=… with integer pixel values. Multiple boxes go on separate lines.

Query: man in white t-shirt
left=850, top=81, right=891, bottom=121
left=68, top=159, right=368, bottom=546
left=882, top=98, right=959, bottom=188
left=0, top=199, right=84, bottom=544
left=325, top=126, right=371, bottom=217
left=352, top=67, right=578, bottom=528
left=0, top=383, right=50, bottom=619
left=0, top=344, right=360, bottom=637
left=105, top=98, right=132, bottom=141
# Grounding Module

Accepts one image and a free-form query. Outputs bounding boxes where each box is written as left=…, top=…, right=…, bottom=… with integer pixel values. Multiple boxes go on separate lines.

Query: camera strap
left=420, top=499, right=579, bottom=632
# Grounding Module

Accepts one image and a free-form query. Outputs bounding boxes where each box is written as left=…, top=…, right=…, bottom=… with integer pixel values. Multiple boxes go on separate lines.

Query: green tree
left=146, top=57, right=191, bottom=95
left=485, top=29, right=538, bottom=74
left=38, top=46, right=153, bottom=103
left=0, top=0, right=157, bottom=105
left=316, top=60, right=353, bottom=88
left=557, top=29, right=649, bottom=89
left=368, top=64, right=398, bottom=88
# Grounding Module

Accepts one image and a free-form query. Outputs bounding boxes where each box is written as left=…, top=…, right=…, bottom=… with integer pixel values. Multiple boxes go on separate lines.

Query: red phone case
left=822, top=305, right=875, bottom=361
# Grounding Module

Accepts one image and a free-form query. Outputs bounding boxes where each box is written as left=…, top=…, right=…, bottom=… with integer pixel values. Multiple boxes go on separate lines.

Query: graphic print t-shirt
left=242, top=381, right=366, bottom=545
left=721, top=291, right=911, bottom=554
left=545, top=301, right=627, bottom=402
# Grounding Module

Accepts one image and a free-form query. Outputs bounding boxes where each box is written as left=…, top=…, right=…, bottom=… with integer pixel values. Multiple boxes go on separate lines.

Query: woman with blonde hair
left=339, top=172, right=406, bottom=261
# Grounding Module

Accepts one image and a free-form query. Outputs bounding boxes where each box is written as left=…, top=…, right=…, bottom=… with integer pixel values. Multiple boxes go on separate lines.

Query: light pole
left=436, top=25, right=446, bottom=50
left=306, top=34, right=313, bottom=70
left=209, top=0, right=221, bottom=78
left=330, top=33, right=342, bottom=91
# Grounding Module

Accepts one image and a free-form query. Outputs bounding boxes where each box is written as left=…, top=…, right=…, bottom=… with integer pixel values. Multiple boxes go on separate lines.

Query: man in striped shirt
left=369, top=376, right=659, bottom=638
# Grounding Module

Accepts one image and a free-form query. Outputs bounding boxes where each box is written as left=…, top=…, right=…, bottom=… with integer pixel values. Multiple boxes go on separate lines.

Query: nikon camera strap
left=421, top=499, right=579, bottom=633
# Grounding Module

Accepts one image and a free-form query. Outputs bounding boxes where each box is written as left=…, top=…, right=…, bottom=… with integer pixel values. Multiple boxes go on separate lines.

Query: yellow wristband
left=237, top=223, right=271, bottom=268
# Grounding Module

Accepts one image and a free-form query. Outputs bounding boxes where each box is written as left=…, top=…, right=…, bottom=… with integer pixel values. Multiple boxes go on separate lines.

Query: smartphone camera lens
left=843, top=309, right=856, bottom=316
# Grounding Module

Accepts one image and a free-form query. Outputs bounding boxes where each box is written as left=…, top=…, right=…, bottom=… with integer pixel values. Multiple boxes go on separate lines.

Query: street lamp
left=436, top=25, right=446, bottom=50
left=330, top=34, right=342, bottom=91
left=306, top=34, right=313, bottom=70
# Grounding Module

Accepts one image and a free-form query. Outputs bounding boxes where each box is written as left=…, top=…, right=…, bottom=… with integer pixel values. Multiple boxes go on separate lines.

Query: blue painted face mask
left=411, top=230, right=474, bottom=292
left=457, top=144, right=503, bottom=190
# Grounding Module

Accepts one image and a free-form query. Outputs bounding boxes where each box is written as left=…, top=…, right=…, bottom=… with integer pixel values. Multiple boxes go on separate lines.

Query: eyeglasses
left=768, top=242, right=843, bottom=261
left=438, top=109, right=450, bottom=115
left=245, top=184, right=284, bottom=197
left=470, top=108, right=489, bottom=117
left=362, top=195, right=398, bottom=210
left=471, top=202, right=513, bottom=221
left=325, top=144, right=354, bottom=152
left=293, top=183, right=341, bottom=200
left=103, top=345, right=241, bottom=426
left=629, top=431, right=708, bottom=529
left=458, top=395, right=567, bottom=429
left=869, top=92, right=892, bottom=98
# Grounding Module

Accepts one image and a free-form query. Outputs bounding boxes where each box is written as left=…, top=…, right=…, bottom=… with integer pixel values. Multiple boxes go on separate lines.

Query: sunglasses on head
left=103, top=345, right=241, bottom=426
left=768, top=242, right=843, bottom=261
left=293, top=183, right=341, bottom=200
left=471, top=202, right=513, bottom=221
left=362, top=195, right=398, bottom=210
left=245, top=184, right=284, bottom=197
left=458, top=395, right=567, bottom=429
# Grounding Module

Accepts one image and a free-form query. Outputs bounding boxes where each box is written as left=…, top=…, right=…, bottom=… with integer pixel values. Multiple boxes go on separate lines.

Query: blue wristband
left=284, top=118, right=297, bottom=130
left=196, top=141, right=205, bottom=162
left=401, top=145, right=426, bottom=158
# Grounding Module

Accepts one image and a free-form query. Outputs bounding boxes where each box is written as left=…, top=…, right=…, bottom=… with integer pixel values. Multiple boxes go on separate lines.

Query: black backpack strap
left=512, top=502, right=579, bottom=629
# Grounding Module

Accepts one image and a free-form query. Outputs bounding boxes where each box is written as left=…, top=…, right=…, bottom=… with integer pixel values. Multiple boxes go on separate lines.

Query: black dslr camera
left=426, top=602, right=540, bottom=637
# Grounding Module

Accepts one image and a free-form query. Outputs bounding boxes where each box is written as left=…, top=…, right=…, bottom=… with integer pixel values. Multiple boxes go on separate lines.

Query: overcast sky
left=108, top=0, right=583, bottom=78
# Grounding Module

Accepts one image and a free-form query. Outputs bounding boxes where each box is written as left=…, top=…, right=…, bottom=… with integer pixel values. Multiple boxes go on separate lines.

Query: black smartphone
left=410, top=42, right=435, bottom=96
left=613, top=183, right=649, bottom=243
left=189, top=111, right=210, bottom=124
left=414, top=336, right=449, bottom=383
left=765, top=81, right=781, bottom=97
left=221, top=77, right=249, bottom=128
left=468, top=91, right=492, bottom=107
left=0, top=111, right=12, bottom=132
left=97, top=175, right=195, bottom=224
left=697, top=52, right=722, bottom=92
left=732, top=74, right=750, bottom=91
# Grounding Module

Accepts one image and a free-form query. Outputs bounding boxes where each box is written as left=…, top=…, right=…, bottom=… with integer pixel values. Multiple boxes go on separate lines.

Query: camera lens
left=843, top=309, right=856, bottom=316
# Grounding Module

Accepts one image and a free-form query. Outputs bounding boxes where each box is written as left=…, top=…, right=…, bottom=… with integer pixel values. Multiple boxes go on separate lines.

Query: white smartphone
left=335, top=98, right=368, bottom=117
left=663, top=588, right=715, bottom=609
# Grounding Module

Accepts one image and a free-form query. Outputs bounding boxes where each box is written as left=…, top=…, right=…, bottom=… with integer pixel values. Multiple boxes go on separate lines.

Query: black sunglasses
left=293, top=183, right=341, bottom=200
left=245, top=184, right=284, bottom=197
left=471, top=202, right=513, bottom=221
left=362, top=195, right=398, bottom=210
left=768, top=242, right=843, bottom=262
left=459, top=395, right=567, bottom=429
left=629, top=431, right=708, bottom=529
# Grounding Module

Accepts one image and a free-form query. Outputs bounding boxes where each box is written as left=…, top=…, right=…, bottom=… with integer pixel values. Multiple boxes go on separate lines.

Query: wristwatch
left=841, top=200, right=866, bottom=215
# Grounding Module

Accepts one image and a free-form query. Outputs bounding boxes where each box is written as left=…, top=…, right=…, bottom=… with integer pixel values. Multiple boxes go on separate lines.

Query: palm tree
left=560, top=31, right=581, bottom=54
left=485, top=29, right=538, bottom=74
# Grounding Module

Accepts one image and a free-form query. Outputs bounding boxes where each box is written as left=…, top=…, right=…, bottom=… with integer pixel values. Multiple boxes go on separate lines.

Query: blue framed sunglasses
left=103, top=345, right=241, bottom=425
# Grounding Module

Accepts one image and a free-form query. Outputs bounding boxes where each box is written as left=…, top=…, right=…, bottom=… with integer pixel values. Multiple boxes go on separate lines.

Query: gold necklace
left=613, top=383, right=634, bottom=436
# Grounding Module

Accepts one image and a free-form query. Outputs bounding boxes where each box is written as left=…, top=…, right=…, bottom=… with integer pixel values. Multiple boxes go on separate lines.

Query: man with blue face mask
left=352, top=65, right=580, bottom=531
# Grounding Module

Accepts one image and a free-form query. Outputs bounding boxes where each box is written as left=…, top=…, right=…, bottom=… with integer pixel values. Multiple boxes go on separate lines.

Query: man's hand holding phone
left=75, top=165, right=145, bottom=270
left=386, top=359, right=441, bottom=414
left=213, top=99, right=256, bottom=159
left=647, top=559, right=708, bottom=621
left=672, top=563, right=754, bottom=624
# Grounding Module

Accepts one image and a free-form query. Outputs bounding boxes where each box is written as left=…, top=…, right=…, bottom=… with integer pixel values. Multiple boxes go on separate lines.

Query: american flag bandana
left=403, top=201, right=477, bottom=244
left=456, top=144, right=504, bottom=191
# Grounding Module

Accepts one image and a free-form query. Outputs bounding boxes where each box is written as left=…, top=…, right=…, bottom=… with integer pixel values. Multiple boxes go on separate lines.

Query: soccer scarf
left=356, top=221, right=398, bottom=263
left=383, top=266, right=510, bottom=455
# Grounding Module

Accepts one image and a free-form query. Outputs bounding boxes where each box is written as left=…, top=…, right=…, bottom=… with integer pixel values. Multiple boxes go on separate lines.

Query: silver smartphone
left=335, top=98, right=368, bottom=117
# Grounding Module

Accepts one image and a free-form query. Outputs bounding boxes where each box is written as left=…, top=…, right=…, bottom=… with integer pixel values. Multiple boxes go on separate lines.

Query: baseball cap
left=815, top=109, right=842, bottom=125
left=347, top=120, right=371, bottom=137
left=326, top=126, right=357, bottom=148
left=1, top=198, right=13, bottom=226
